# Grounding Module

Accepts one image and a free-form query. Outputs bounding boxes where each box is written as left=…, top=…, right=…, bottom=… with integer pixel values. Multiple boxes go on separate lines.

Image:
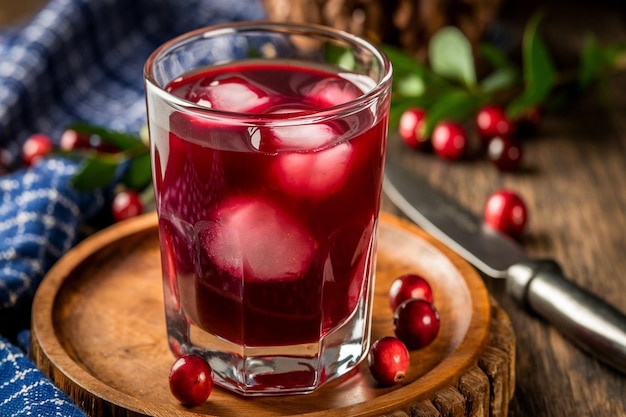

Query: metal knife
left=383, top=143, right=626, bottom=375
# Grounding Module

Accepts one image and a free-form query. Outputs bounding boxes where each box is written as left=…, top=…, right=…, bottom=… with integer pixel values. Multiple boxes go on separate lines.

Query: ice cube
left=201, top=196, right=317, bottom=282
left=271, top=142, right=353, bottom=197
left=303, top=78, right=363, bottom=108
left=187, top=76, right=272, bottom=113
left=265, top=123, right=341, bottom=151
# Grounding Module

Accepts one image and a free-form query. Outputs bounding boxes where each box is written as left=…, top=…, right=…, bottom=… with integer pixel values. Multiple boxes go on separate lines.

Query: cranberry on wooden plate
left=388, top=273, right=433, bottom=311
left=393, top=298, right=440, bottom=350
left=368, top=336, right=410, bottom=386
left=169, top=354, right=214, bottom=406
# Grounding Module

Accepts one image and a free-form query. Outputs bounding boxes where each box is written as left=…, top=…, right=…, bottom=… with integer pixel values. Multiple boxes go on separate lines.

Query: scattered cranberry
left=487, top=136, right=523, bottom=171
left=388, top=273, right=433, bottom=311
left=368, top=336, right=410, bottom=386
left=111, top=190, right=143, bottom=222
left=393, top=299, right=440, bottom=350
left=169, top=354, right=213, bottom=406
left=484, top=189, right=528, bottom=237
left=398, top=108, right=428, bottom=150
left=60, top=129, right=92, bottom=151
left=476, top=105, right=515, bottom=141
left=22, top=134, right=53, bottom=166
left=431, top=121, right=467, bottom=161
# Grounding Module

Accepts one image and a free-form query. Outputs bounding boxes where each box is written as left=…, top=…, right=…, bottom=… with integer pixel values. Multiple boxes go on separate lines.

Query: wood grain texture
left=30, top=212, right=513, bottom=417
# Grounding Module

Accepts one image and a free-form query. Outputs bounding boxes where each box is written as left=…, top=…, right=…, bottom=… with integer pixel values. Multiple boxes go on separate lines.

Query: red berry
left=112, top=190, right=143, bottom=222
left=388, top=273, right=433, bottom=311
left=22, top=134, right=53, bottom=166
left=487, top=136, right=523, bottom=171
left=393, top=299, right=440, bottom=350
left=431, top=121, right=467, bottom=160
left=476, top=106, right=515, bottom=141
left=368, top=337, right=410, bottom=386
left=398, top=108, right=428, bottom=150
left=60, top=129, right=92, bottom=151
left=484, top=189, right=528, bottom=237
left=169, top=354, right=213, bottom=406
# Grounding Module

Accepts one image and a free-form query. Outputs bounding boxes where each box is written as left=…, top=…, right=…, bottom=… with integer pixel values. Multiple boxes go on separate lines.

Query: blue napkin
left=0, top=0, right=266, bottom=415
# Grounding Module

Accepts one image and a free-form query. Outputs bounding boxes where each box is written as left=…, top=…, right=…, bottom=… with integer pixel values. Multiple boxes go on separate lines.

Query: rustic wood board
left=30, top=211, right=514, bottom=416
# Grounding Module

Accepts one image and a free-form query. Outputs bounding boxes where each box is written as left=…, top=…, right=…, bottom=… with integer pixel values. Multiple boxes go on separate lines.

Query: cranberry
left=22, top=134, right=53, bottom=166
left=431, top=121, right=467, bottom=160
left=476, top=105, right=515, bottom=141
left=388, top=273, right=433, bottom=311
left=111, top=190, right=143, bottom=222
left=487, top=136, right=523, bottom=171
left=484, top=189, right=528, bottom=237
left=60, top=129, right=92, bottom=151
left=169, top=354, right=213, bottom=406
left=393, top=299, right=440, bottom=350
left=368, top=336, right=410, bottom=386
left=398, top=108, right=428, bottom=150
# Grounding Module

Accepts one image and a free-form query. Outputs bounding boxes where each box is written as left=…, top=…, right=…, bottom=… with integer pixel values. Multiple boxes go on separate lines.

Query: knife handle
left=506, top=260, right=626, bottom=374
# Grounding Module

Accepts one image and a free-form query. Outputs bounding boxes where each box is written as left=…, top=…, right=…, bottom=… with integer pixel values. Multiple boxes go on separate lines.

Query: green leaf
left=422, top=90, right=484, bottom=138
left=71, top=154, right=120, bottom=191
left=396, top=73, right=426, bottom=97
left=507, top=11, right=556, bottom=118
left=579, top=34, right=603, bottom=88
left=382, top=45, right=450, bottom=88
left=429, top=27, right=477, bottom=88
left=480, top=67, right=518, bottom=93
left=67, top=122, right=143, bottom=151
left=479, top=43, right=515, bottom=70
left=123, top=151, right=152, bottom=190
left=324, top=43, right=355, bottom=71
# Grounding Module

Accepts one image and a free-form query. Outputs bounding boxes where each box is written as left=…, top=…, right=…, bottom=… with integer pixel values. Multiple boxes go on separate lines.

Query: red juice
left=152, top=62, right=387, bottom=347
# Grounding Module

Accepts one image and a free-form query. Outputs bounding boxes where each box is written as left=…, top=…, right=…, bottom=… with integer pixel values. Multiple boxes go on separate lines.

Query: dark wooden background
left=384, top=1, right=626, bottom=416
left=2, top=0, right=625, bottom=416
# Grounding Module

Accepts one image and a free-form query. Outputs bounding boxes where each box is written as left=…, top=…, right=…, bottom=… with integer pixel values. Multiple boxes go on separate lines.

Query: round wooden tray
left=30, top=211, right=515, bottom=417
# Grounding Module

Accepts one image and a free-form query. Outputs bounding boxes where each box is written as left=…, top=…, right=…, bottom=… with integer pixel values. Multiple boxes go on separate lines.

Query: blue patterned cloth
left=0, top=0, right=266, bottom=415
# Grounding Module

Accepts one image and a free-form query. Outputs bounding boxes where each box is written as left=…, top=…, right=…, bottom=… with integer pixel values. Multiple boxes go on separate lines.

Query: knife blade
left=383, top=142, right=626, bottom=374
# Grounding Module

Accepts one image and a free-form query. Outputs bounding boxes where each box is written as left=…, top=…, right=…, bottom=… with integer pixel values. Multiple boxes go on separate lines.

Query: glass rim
left=143, top=20, right=393, bottom=124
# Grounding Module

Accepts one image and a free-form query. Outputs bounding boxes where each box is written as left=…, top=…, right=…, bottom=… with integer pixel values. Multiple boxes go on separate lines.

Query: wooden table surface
left=384, top=1, right=626, bottom=416
left=3, top=0, right=625, bottom=416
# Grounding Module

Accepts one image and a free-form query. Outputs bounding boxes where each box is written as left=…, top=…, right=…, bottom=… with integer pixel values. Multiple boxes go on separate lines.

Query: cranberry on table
left=393, top=299, right=440, bottom=350
left=487, top=136, right=523, bottom=172
left=169, top=354, right=213, bottom=406
left=111, top=190, right=143, bottom=222
left=398, top=107, right=428, bottom=150
left=484, top=189, right=528, bottom=238
left=388, top=273, right=433, bottom=311
left=476, top=105, right=515, bottom=141
left=368, top=336, right=410, bottom=386
left=431, top=121, right=468, bottom=161
left=22, top=133, right=53, bottom=166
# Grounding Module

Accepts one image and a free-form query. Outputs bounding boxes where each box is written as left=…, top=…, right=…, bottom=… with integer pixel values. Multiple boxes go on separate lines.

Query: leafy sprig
left=65, top=123, right=151, bottom=192
left=386, top=11, right=626, bottom=137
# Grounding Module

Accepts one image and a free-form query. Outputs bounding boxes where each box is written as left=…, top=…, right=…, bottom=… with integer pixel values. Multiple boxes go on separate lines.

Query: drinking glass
left=144, top=21, right=392, bottom=396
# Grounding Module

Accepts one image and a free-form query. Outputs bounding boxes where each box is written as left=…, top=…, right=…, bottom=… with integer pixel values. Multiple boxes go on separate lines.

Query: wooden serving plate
left=31, top=211, right=515, bottom=417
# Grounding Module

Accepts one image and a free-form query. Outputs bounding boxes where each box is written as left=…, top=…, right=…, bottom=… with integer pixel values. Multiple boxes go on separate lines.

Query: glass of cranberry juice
left=144, top=22, right=392, bottom=396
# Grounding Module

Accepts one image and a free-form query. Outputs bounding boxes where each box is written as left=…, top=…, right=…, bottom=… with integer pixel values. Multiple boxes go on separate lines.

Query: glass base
left=165, top=294, right=372, bottom=396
